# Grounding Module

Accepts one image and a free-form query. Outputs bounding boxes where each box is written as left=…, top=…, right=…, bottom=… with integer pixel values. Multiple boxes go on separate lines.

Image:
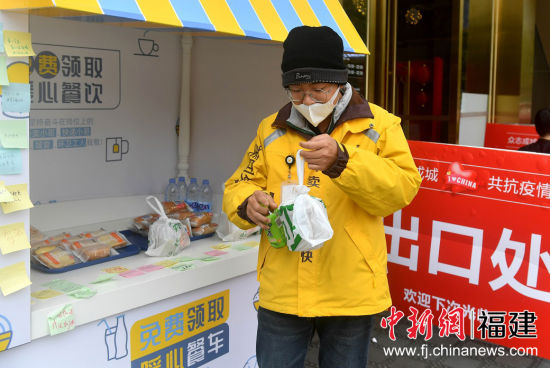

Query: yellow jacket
left=223, top=94, right=421, bottom=317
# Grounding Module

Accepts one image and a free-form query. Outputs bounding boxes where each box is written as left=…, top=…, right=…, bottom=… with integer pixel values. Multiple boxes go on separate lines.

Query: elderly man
left=223, top=26, right=421, bottom=368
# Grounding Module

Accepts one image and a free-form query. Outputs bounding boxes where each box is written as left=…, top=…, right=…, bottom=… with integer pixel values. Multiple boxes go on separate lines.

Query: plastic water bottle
left=199, top=179, right=213, bottom=212
left=164, top=178, right=178, bottom=202
left=186, top=178, right=200, bottom=211
left=177, top=176, right=187, bottom=204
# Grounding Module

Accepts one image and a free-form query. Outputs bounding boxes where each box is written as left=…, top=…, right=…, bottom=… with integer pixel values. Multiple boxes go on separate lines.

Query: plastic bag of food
left=216, top=212, right=260, bottom=242
left=270, top=150, right=333, bottom=251
left=145, top=196, right=190, bottom=257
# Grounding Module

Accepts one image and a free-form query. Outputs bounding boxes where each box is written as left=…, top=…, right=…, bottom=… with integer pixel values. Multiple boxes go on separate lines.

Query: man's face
left=286, top=83, right=339, bottom=105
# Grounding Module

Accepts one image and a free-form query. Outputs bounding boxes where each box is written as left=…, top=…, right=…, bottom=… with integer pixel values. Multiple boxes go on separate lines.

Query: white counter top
left=30, top=233, right=260, bottom=340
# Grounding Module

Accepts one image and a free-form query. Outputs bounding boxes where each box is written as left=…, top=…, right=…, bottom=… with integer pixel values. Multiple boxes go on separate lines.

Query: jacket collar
left=272, top=88, right=374, bottom=137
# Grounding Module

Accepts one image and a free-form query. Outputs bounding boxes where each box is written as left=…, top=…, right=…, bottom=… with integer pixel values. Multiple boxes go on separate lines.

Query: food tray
left=31, top=230, right=215, bottom=273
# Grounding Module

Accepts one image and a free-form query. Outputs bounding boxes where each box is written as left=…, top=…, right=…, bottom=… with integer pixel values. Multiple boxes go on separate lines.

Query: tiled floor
left=304, top=315, right=549, bottom=368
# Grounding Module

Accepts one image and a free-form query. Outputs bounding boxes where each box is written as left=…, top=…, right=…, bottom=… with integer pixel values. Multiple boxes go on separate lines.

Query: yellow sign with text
left=130, top=289, right=229, bottom=361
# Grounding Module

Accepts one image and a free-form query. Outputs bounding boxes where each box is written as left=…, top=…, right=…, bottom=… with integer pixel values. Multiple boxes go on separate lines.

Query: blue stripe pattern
left=307, top=0, right=353, bottom=52
left=271, top=0, right=303, bottom=33
left=226, top=0, right=270, bottom=39
left=97, top=0, right=145, bottom=21
left=170, top=0, right=215, bottom=31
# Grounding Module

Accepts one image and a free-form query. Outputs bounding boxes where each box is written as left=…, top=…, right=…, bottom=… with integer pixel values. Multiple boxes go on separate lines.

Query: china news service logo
left=445, top=162, right=478, bottom=193
left=380, top=305, right=537, bottom=342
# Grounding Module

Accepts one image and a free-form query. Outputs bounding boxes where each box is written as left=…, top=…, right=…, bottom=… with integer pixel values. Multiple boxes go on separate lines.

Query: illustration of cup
left=138, top=38, right=159, bottom=56
left=0, top=315, right=12, bottom=352
left=0, top=331, right=12, bottom=352
left=106, top=137, right=129, bottom=162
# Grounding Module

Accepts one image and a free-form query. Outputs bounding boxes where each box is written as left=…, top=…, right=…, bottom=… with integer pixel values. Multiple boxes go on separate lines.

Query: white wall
left=29, top=16, right=181, bottom=203
left=189, top=37, right=287, bottom=201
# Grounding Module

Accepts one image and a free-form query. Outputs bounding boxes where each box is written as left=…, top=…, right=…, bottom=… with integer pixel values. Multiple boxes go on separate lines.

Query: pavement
left=304, top=314, right=549, bottom=368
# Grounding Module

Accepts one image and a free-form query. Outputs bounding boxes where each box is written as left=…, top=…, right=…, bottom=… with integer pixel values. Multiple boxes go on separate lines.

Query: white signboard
left=0, top=272, right=259, bottom=368
left=29, top=16, right=180, bottom=204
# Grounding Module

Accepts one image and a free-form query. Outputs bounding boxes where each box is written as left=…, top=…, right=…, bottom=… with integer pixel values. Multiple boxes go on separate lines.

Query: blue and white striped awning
left=0, top=0, right=369, bottom=54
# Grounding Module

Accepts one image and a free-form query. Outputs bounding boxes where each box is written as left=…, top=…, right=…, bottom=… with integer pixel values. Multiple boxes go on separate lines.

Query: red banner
left=384, top=141, right=550, bottom=359
left=484, top=122, right=538, bottom=150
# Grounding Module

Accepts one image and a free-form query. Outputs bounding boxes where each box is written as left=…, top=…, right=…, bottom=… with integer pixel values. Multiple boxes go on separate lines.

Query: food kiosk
left=0, top=1, right=369, bottom=367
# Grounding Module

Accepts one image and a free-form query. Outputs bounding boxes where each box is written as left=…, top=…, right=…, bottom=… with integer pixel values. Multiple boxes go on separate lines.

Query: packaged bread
left=73, top=243, right=112, bottom=262
left=48, top=232, right=72, bottom=243
left=35, top=248, right=78, bottom=269
left=189, top=212, right=213, bottom=227
left=134, top=214, right=159, bottom=231
left=95, top=231, right=129, bottom=248
left=30, top=226, right=46, bottom=242
left=62, top=238, right=98, bottom=251
left=80, top=229, right=107, bottom=239
left=168, top=211, right=195, bottom=221
left=192, top=223, right=218, bottom=236
left=33, top=244, right=61, bottom=255
left=162, top=201, right=190, bottom=214
left=31, top=238, right=53, bottom=250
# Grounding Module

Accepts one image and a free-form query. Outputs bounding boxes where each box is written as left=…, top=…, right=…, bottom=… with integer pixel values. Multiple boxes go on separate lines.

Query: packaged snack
left=32, top=244, right=61, bottom=255
left=95, top=231, right=129, bottom=248
left=192, top=223, right=218, bottom=236
left=30, top=226, right=46, bottom=242
left=48, top=232, right=72, bottom=243
left=63, top=238, right=98, bottom=251
left=189, top=212, right=213, bottom=227
left=73, top=243, right=113, bottom=262
left=31, top=239, right=53, bottom=250
left=168, top=211, right=195, bottom=221
left=162, top=201, right=190, bottom=215
left=80, top=229, right=107, bottom=239
left=133, top=214, right=159, bottom=231
left=35, top=248, right=78, bottom=269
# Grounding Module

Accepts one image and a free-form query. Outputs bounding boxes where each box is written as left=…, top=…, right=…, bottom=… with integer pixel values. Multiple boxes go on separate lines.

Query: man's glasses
left=285, top=86, right=333, bottom=104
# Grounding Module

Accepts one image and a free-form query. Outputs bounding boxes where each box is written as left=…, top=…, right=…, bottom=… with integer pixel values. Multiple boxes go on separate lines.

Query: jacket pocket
left=257, top=239, right=271, bottom=281
left=344, top=223, right=385, bottom=287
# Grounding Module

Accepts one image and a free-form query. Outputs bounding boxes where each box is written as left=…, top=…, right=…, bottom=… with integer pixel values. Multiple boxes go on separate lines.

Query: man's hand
left=246, top=190, right=278, bottom=230
left=299, top=134, right=338, bottom=171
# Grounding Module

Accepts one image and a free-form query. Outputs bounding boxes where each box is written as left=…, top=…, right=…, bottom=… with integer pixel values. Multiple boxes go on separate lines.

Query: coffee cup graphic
left=137, top=38, right=159, bottom=56
left=106, top=137, right=129, bottom=162
left=0, top=315, right=13, bottom=352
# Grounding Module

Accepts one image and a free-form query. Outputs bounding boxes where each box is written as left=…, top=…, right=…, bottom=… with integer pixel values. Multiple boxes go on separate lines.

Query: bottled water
left=164, top=178, right=178, bottom=202
left=199, top=179, right=213, bottom=212
left=177, top=176, right=187, bottom=204
left=186, top=178, right=200, bottom=211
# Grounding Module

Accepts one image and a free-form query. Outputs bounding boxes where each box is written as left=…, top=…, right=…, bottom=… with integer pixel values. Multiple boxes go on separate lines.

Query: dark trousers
left=256, top=307, right=373, bottom=368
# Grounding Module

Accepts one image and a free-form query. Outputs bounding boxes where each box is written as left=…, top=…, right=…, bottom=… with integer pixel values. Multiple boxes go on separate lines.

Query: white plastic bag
left=145, top=196, right=190, bottom=257
left=215, top=212, right=260, bottom=242
left=278, top=150, right=333, bottom=251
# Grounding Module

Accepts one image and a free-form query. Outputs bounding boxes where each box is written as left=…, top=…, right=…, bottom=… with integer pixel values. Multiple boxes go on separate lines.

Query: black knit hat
left=281, top=26, right=348, bottom=87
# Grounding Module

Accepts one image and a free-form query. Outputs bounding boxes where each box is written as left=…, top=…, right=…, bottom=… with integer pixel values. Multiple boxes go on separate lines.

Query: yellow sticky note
left=3, top=31, right=35, bottom=57
left=0, top=184, right=33, bottom=214
left=153, top=260, right=179, bottom=268
left=0, top=181, right=14, bottom=203
left=212, top=244, right=231, bottom=250
left=0, top=261, right=32, bottom=296
left=241, top=241, right=259, bottom=248
left=0, top=222, right=30, bottom=255
left=32, top=289, right=63, bottom=299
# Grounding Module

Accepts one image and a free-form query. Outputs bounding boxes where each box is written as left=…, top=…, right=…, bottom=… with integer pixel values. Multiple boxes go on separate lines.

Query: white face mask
left=293, top=87, right=340, bottom=127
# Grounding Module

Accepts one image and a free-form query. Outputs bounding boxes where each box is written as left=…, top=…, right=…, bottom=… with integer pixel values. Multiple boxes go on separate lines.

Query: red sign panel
left=385, top=141, right=550, bottom=359
left=484, top=122, right=538, bottom=150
